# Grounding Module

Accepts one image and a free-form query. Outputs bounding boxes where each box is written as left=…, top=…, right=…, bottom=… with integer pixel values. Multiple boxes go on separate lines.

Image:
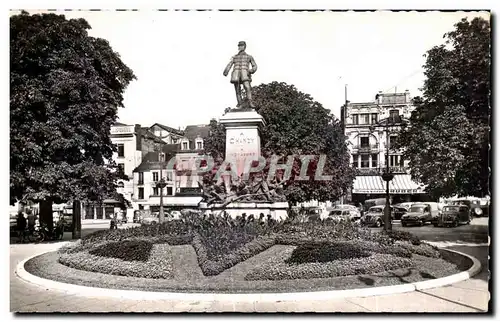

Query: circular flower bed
left=51, top=212, right=462, bottom=288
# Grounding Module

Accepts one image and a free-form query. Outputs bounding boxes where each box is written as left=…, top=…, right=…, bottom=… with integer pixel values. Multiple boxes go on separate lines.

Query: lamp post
left=370, top=116, right=401, bottom=231
left=157, top=151, right=167, bottom=224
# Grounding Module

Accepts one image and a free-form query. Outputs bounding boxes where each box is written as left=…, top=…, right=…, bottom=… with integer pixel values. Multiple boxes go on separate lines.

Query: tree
left=396, top=17, right=490, bottom=198
left=10, top=11, right=136, bottom=230
left=203, top=81, right=356, bottom=205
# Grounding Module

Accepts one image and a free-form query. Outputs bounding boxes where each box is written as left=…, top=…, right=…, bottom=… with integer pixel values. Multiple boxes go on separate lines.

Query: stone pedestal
left=220, top=109, right=265, bottom=177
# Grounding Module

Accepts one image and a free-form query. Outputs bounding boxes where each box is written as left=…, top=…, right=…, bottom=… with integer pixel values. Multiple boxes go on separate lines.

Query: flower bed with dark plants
left=89, top=240, right=153, bottom=262
left=57, top=213, right=450, bottom=282
left=58, top=243, right=174, bottom=279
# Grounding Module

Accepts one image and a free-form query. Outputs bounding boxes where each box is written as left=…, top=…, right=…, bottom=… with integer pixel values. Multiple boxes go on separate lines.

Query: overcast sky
left=15, top=10, right=490, bottom=129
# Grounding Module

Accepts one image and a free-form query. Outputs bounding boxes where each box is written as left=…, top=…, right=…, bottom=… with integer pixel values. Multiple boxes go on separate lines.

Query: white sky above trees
left=12, top=10, right=490, bottom=129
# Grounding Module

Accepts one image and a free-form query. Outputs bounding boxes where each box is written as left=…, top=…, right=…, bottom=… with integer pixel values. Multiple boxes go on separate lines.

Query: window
left=389, top=135, right=398, bottom=149
left=139, top=204, right=144, bottom=210
left=167, top=187, right=173, bottom=196
left=360, top=137, right=369, bottom=147
left=117, top=144, right=125, bottom=157
left=371, top=154, right=378, bottom=168
left=389, top=155, right=400, bottom=167
left=389, top=109, right=400, bottom=123
left=117, top=181, right=125, bottom=188
left=351, top=114, right=359, bottom=125
left=153, top=172, right=159, bottom=182
left=166, top=172, right=173, bottom=181
left=138, top=187, right=144, bottom=200
left=173, top=138, right=178, bottom=144
left=371, top=113, right=378, bottom=124
left=352, top=154, right=359, bottom=168
left=96, top=207, right=104, bottom=220
left=104, top=207, right=114, bottom=219
left=361, top=155, right=370, bottom=168
left=196, top=141, right=203, bottom=150
left=153, top=187, right=159, bottom=196
left=117, top=163, right=125, bottom=176
left=359, top=114, right=370, bottom=125
left=182, top=142, right=189, bottom=150
left=138, top=172, right=144, bottom=185
left=84, top=205, right=95, bottom=220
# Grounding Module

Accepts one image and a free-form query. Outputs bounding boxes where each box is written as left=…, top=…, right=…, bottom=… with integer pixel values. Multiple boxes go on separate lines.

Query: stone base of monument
left=199, top=202, right=289, bottom=221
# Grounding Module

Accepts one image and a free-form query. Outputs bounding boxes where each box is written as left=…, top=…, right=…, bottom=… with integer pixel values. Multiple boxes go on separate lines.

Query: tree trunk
left=72, top=200, right=82, bottom=239
left=39, top=200, right=53, bottom=231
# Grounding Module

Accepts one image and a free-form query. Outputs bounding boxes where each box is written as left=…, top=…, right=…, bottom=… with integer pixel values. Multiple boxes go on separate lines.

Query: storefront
left=148, top=196, right=203, bottom=214
left=351, top=174, right=429, bottom=205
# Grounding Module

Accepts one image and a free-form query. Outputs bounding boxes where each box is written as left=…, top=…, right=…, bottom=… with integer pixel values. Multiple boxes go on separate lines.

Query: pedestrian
left=110, top=211, right=118, bottom=230
left=26, top=209, right=36, bottom=235
left=16, top=211, right=27, bottom=243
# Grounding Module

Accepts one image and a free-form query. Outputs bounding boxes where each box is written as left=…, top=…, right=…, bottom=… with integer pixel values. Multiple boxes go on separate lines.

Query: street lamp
left=157, top=150, right=167, bottom=224
left=369, top=115, right=405, bottom=231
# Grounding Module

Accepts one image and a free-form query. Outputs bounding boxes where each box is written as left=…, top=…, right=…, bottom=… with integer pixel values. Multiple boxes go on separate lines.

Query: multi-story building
left=343, top=90, right=428, bottom=205
left=131, top=124, right=210, bottom=213
left=81, top=122, right=164, bottom=222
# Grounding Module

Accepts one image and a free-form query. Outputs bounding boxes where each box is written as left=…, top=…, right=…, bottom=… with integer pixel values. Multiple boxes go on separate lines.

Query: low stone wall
left=199, top=202, right=289, bottom=221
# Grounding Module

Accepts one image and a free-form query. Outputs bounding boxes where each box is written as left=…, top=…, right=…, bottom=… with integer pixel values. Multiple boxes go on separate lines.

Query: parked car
left=330, top=205, right=361, bottom=220
left=401, top=203, right=435, bottom=226
left=449, top=199, right=484, bottom=217
left=432, top=205, right=471, bottom=227
left=363, top=198, right=386, bottom=212
left=327, top=209, right=360, bottom=222
left=392, top=205, right=409, bottom=220
left=141, top=213, right=159, bottom=225
left=360, top=205, right=394, bottom=227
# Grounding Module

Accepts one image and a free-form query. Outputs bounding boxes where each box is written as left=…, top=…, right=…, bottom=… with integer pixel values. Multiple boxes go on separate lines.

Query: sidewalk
left=10, top=242, right=489, bottom=312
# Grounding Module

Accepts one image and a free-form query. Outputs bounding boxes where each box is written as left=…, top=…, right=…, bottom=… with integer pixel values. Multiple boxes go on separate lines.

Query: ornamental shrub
left=89, top=240, right=153, bottom=262
left=285, top=241, right=371, bottom=264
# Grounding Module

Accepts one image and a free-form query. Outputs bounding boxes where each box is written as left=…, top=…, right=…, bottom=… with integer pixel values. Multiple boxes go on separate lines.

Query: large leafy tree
left=396, top=17, right=490, bottom=198
left=204, top=81, right=356, bottom=205
left=10, top=11, right=136, bottom=228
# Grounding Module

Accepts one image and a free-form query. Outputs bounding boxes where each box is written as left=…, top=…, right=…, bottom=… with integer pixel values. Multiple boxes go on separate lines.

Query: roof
left=178, top=125, right=210, bottom=151
left=139, top=128, right=164, bottom=144
left=132, top=151, right=177, bottom=172
left=150, top=123, right=185, bottom=136
left=114, top=121, right=127, bottom=126
left=183, top=124, right=210, bottom=140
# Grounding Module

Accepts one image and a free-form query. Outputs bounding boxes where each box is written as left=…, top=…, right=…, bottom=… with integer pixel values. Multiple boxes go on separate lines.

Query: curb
left=15, top=248, right=481, bottom=302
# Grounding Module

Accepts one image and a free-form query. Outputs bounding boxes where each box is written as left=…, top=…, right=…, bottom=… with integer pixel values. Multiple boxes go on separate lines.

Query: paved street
left=10, top=218, right=490, bottom=313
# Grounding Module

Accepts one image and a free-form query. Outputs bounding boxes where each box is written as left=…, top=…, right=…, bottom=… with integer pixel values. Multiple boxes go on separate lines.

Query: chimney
left=376, top=91, right=383, bottom=104
left=404, top=90, right=410, bottom=103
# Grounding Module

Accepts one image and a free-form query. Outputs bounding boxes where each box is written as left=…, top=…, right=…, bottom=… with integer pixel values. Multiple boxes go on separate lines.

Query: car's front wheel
left=375, top=219, right=382, bottom=228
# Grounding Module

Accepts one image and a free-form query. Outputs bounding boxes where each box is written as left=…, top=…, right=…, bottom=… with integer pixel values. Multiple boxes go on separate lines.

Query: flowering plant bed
left=55, top=214, right=458, bottom=282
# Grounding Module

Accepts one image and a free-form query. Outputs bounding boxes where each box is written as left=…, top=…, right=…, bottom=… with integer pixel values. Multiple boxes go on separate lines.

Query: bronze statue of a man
left=223, top=41, right=258, bottom=108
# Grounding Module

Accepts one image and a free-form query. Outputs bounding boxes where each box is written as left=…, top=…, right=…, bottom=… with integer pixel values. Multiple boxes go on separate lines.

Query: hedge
left=59, top=243, right=174, bottom=279
left=245, top=250, right=414, bottom=281
left=89, top=240, right=153, bottom=262
left=285, top=241, right=371, bottom=264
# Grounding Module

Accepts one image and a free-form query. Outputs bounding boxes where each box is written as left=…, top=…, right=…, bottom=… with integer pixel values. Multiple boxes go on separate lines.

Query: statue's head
left=238, top=41, right=246, bottom=52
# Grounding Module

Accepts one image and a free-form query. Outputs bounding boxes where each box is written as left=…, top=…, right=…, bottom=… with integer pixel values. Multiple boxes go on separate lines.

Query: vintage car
left=432, top=205, right=471, bottom=227
left=327, top=209, right=361, bottom=222
left=360, top=205, right=394, bottom=227
left=449, top=199, right=484, bottom=217
left=141, top=212, right=159, bottom=225
left=392, top=205, right=409, bottom=220
left=401, top=203, right=435, bottom=226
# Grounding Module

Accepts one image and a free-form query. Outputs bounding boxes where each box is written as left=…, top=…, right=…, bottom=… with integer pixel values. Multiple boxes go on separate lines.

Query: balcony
left=352, top=144, right=378, bottom=153
left=353, top=166, right=410, bottom=175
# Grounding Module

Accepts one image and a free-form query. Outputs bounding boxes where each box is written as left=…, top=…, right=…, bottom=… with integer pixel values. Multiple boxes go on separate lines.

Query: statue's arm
left=249, top=55, right=258, bottom=74
left=223, top=57, right=234, bottom=76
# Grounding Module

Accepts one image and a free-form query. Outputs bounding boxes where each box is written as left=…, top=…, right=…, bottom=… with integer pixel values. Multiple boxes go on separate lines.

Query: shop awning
left=352, top=175, right=426, bottom=194
left=148, top=196, right=202, bottom=207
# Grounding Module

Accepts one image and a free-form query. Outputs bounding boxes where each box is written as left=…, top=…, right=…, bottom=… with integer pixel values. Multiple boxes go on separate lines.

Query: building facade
left=131, top=124, right=210, bottom=214
left=82, top=122, right=165, bottom=222
left=343, top=90, right=428, bottom=205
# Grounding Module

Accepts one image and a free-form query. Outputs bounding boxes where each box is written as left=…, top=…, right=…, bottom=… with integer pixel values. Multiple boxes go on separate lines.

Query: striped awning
left=353, top=175, right=425, bottom=194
